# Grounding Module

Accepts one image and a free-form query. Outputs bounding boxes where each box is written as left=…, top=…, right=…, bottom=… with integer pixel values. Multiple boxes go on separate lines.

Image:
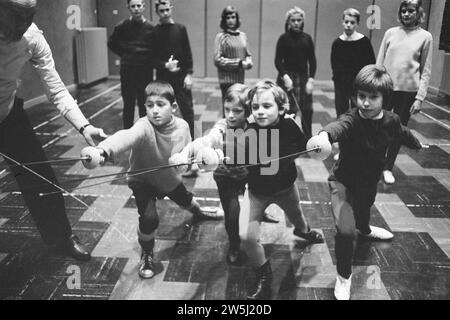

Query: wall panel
left=171, top=0, right=206, bottom=77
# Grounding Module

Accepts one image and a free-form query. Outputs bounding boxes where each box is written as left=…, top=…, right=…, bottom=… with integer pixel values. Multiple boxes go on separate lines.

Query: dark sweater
left=246, top=116, right=307, bottom=195
left=323, top=109, right=421, bottom=188
left=108, top=18, right=154, bottom=67
left=152, top=22, right=193, bottom=79
left=275, top=30, right=317, bottom=78
left=330, top=36, right=375, bottom=82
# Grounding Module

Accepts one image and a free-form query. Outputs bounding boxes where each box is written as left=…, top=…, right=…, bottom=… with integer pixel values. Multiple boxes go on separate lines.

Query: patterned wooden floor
left=0, top=79, right=449, bottom=300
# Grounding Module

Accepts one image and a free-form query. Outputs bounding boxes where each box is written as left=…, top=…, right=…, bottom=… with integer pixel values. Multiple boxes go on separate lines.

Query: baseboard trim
left=23, top=84, right=77, bottom=109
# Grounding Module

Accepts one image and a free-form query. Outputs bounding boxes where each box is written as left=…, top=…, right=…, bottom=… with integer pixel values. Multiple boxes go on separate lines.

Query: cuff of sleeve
left=63, top=107, right=89, bottom=132
left=318, top=130, right=332, bottom=143
left=415, top=95, right=424, bottom=102
left=97, top=142, right=112, bottom=160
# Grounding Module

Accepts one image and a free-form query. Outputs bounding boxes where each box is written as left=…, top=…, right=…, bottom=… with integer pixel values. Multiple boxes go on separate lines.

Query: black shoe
left=262, top=211, right=279, bottom=224
left=247, top=261, right=272, bottom=300
left=293, top=228, right=324, bottom=244
left=226, top=248, right=246, bottom=266
left=139, top=251, right=155, bottom=279
left=62, top=235, right=91, bottom=261
left=190, top=205, right=224, bottom=222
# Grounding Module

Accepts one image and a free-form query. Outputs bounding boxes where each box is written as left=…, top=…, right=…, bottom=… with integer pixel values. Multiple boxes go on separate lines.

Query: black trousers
left=130, top=182, right=193, bottom=237
left=157, top=73, right=194, bottom=139
left=333, top=80, right=353, bottom=118
left=329, top=180, right=377, bottom=278
left=214, top=176, right=246, bottom=250
left=120, top=65, right=154, bottom=129
left=383, top=91, right=417, bottom=171
left=0, top=98, right=72, bottom=244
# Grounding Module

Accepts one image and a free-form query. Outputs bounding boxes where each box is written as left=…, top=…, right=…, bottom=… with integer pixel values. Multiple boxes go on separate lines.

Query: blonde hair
left=343, top=8, right=360, bottom=24
left=398, top=0, right=426, bottom=25
left=248, top=79, right=289, bottom=113
left=285, top=6, right=305, bottom=32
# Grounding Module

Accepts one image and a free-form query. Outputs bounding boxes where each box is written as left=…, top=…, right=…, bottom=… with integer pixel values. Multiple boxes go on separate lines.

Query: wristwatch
left=79, top=123, right=92, bottom=134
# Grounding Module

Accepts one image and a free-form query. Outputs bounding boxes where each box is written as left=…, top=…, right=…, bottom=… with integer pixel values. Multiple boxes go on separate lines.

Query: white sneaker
left=334, top=274, right=352, bottom=300
left=198, top=206, right=224, bottom=220
left=333, top=153, right=340, bottom=161
left=363, top=226, right=394, bottom=241
left=383, top=170, right=395, bottom=184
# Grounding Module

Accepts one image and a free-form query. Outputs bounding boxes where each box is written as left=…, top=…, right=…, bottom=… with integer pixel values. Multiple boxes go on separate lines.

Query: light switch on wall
left=115, top=59, right=120, bottom=66
left=113, top=9, right=118, bottom=15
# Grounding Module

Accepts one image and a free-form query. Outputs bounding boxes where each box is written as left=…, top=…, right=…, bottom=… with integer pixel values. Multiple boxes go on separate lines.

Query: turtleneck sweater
left=376, top=26, right=433, bottom=101
left=99, top=116, right=191, bottom=193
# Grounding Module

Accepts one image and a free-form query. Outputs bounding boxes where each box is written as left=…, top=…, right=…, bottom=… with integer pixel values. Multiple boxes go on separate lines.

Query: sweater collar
left=160, top=18, right=175, bottom=25
left=152, top=115, right=177, bottom=134
left=225, top=29, right=240, bottom=36
left=288, top=29, right=303, bottom=37
left=129, top=17, right=146, bottom=23
left=358, top=109, right=384, bottom=120
left=401, top=24, right=421, bottom=32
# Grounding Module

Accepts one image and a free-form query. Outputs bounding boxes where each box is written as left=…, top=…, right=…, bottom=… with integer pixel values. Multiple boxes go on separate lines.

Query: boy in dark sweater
left=108, top=0, right=154, bottom=129
left=152, top=0, right=195, bottom=140
left=169, top=84, right=278, bottom=267
left=239, top=80, right=323, bottom=300
left=307, top=65, right=422, bottom=300
left=331, top=8, right=375, bottom=118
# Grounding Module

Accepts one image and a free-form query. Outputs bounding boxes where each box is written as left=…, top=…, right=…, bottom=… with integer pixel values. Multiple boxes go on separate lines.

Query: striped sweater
left=214, top=30, right=252, bottom=85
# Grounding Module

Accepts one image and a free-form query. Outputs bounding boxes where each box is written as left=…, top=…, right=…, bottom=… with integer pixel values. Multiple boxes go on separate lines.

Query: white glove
left=196, top=147, right=222, bottom=171
left=283, top=74, right=293, bottom=91
left=168, top=152, right=190, bottom=174
left=241, top=56, right=253, bottom=70
left=81, top=146, right=107, bottom=169
left=165, top=55, right=180, bottom=72
left=306, top=132, right=332, bottom=161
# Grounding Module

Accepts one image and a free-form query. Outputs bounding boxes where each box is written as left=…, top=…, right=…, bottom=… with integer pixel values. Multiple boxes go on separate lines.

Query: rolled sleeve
left=28, top=25, right=88, bottom=130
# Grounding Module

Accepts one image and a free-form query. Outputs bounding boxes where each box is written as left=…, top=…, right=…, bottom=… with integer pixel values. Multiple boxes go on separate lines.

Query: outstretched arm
left=98, top=122, right=146, bottom=161
left=29, top=24, right=105, bottom=146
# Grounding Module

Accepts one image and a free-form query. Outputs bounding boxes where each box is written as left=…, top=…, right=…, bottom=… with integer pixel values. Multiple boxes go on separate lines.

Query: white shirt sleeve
left=27, top=24, right=89, bottom=130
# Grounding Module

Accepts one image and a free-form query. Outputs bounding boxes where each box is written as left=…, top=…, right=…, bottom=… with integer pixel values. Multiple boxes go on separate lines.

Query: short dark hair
left=127, top=0, right=144, bottom=6
left=248, top=79, right=289, bottom=113
left=145, top=80, right=176, bottom=104
left=224, top=83, right=250, bottom=116
left=354, top=65, right=393, bottom=107
left=155, top=0, right=171, bottom=11
left=398, top=0, right=426, bottom=25
left=220, top=6, right=241, bottom=30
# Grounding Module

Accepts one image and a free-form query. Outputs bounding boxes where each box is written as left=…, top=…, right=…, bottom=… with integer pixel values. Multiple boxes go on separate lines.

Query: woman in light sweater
left=214, top=6, right=253, bottom=117
left=377, top=0, right=432, bottom=185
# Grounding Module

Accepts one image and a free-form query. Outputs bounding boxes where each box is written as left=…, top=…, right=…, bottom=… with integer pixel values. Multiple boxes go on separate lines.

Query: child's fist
left=169, top=152, right=190, bottom=174
left=81, top=146, right=106, bottom=169
left=196, top=147, right=222, bottom=171
left=306, top=132, right=332, bottom=161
